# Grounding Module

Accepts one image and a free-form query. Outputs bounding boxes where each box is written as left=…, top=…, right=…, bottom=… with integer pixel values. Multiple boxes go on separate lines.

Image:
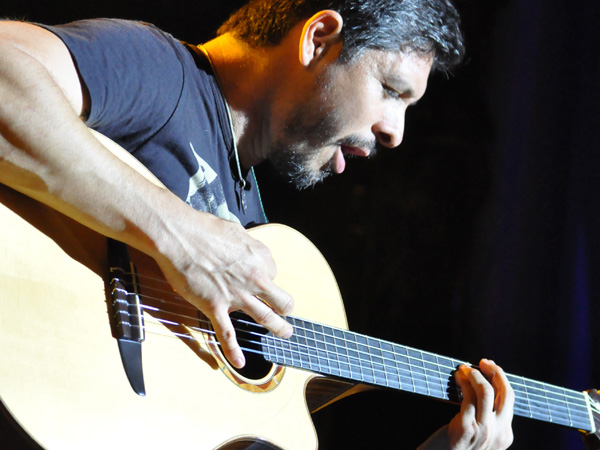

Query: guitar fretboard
left=262, top=316, right=593, bottom=432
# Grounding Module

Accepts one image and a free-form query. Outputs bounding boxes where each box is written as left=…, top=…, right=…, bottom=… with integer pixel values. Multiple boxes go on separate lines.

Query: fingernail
left=233, top=357, right=245, bottom=368
left=283, top=325, right=293, bottom=339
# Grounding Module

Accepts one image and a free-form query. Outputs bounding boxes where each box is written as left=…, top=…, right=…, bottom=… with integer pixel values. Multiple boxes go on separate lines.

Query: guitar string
left=118, top=274, right=572, bottom=401
left=136, top=303, right=589, bottom=421
left=113, top=277, right=590, bottom=422
left=133, top=287, right=468, bottom=388
left=143, top=316, right=460, bottom=398
left=243, top=320, right=590, bottom=422
left=258, top=333, right=590, bottom=426
left=138, top=317, right=589, bottom=426
left=118, top=281, right=589, bottom=414
left=116, top=277, right=586, bottom=404
left=123, top=274, right=573, bottom=408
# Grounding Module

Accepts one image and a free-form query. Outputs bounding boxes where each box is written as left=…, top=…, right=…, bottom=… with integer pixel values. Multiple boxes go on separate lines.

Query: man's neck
left=201, top=35, right=275, bottom=171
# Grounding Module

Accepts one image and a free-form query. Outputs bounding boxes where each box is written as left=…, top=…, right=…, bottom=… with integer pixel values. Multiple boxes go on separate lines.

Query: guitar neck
left=262, top=316, right=595, bottom=433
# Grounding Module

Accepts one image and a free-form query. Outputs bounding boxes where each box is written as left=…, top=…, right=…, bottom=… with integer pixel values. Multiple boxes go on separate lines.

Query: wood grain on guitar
left=1, top=131, right=599, bottom=449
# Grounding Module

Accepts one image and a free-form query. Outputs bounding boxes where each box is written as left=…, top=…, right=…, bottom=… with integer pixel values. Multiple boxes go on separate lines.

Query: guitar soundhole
left=230, top=311, right=273, bottom=380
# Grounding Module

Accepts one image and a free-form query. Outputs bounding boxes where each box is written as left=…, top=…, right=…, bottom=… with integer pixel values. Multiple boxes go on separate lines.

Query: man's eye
left=383, top=84, right=401, bottom=99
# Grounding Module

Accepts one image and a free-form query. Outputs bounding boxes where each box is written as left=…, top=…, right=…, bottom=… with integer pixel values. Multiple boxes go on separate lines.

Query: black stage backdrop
left=3, top=1, right=599, bottom=448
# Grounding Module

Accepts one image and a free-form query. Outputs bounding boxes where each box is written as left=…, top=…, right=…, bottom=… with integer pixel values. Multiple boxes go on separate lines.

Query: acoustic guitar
left=1, top=131, right=599, bottom=449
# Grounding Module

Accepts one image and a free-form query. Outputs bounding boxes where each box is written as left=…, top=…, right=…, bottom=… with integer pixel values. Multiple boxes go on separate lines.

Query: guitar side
left=0, top=133, right=352, bottom=449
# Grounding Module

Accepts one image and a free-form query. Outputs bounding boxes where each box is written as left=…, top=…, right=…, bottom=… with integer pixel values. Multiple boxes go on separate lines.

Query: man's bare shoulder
left=0, top=21, right=86, bottom=116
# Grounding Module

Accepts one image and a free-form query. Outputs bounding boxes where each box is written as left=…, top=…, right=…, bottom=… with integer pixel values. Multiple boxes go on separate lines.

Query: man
left=0, top=0, right=514, bottom=447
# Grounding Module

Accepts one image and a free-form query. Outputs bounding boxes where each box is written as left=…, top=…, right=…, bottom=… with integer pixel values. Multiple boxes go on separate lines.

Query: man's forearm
left=0, top=22, right=294, bottom=369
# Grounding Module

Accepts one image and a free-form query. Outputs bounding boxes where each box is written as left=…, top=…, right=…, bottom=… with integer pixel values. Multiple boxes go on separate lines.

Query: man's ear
left=299, top=10, right=343, bottom=67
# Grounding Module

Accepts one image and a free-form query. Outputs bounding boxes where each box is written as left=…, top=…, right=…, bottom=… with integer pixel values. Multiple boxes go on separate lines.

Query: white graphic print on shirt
left=185, top=142, right=240, bottom=224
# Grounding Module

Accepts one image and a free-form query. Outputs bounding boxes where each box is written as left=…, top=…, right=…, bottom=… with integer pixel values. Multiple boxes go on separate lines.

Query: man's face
left=268, top=49, right=433, bottom=189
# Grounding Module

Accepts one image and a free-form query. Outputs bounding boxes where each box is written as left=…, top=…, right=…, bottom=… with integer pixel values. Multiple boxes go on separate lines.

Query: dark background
left=4, top=1, right=599, bottom=448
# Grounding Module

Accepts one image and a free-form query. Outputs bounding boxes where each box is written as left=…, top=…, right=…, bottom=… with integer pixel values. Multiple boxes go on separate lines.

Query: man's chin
left=267, top=148, right=333, bottom=189
left=277, top=164, right=329, bottom=190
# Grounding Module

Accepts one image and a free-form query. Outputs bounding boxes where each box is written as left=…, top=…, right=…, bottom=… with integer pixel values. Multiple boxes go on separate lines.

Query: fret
left=310, top=322, right=324, bottom=373
left=277, top=337, right=289, bottom=365
left=561, top=388, right=595, bottom=428
left=408, top=348, right=429, bottom=397
left=356, top=335, right=375, bottom=384
left=437, top=355, right=460, bottom=402
left=423, top=352, right=446, bottom=400
left=334, top=328, right=352, bottom=378
left=345, top=333, right=362, bottom=380
left=393, top=345, right=414, bottom=392
left=559, top=387, right=573, bottom=427
left=422, top=351, right=448, bottom=400
left=433, top=354, right=444, bottom=400
left=546, top=386, right=570, bottom=425
left=306, top=322, right=321, bottom=372
left=296, top=327, right=311, bottom=369
left=540, top=379, right=553, bottom=423
left=510, top=377, right=534, bottom=419
left=323, top=329, right=340, bottom=377
left=527, top=377, right=551, bottom=421
left=290, top=322, right=304, bottom=369
left=286, top=332, right=296, bottom=367
left=447, top=358, right=464, bottom=403
left=381, top=341, right=401, bottom=389
left=386, top=366, right=401, bottom=390
left=369, top=338, right=388, bottom=387
left=297, top=321, right=310, bottom=370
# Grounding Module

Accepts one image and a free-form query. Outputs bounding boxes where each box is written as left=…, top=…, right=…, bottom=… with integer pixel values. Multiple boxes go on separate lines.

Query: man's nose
left=372, top=114, right=405, bottom=149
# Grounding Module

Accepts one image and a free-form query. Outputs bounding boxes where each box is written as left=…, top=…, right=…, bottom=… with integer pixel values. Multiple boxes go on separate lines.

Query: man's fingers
left=210, top=309, right=245, bottom=369
left=479, top=359, right=515, bottom=417
left=243, top=294, right=293, bottom=338
left=252, top=273, right=294, bottom=317
left=456, top=365, right=494, bottom=424
left=467, top=366, right=495, bottom=424
left=456, top=365, right=477, bottom=422
left=449, top=362, right=515, bottom=449
left=207, top=294, right=293, bottom=370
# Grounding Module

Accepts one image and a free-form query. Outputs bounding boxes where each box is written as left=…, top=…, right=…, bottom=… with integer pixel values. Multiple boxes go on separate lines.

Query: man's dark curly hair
left=218, top=0, right=465, bottom=73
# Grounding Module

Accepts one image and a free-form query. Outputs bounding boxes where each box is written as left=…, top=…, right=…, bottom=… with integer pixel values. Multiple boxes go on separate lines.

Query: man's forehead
left=358, top=49, right=434, bottom=95
left=345, top=48, right=433, bottom=72
left=378, top=49, right=434, bottom=71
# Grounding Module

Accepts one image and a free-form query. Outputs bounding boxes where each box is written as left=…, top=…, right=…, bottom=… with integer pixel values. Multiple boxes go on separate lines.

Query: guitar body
left=0, top=180, right=350, bottom=449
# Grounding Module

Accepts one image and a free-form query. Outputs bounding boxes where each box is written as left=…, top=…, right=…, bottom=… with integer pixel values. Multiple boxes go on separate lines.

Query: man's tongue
left=333, top=147, right=346, bottom=174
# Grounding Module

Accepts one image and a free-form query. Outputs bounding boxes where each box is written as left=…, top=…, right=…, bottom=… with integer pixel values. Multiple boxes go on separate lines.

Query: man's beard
left=267, top=77, right=340, bottom=189
left=266, top=66, right=376, bottom=189
left=268, top=114, right=377, bottom=189
left=269, top=133, right=376, bottom=190
left=269, top=145, right=334, bottom=190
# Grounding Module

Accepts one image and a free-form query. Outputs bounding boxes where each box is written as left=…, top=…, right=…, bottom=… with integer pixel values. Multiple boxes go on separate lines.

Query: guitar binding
left=203, top=311, right=286, bottom=393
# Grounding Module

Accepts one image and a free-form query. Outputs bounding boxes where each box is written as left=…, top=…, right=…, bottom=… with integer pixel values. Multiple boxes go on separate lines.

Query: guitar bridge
left=107, top=238, right=146, bottom=396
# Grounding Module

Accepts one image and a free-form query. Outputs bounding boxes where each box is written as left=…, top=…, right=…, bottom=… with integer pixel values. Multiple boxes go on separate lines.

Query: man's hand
left=0, top=20, right=293, bottom=371
left=152, top=208, right=294, bottom=369
left=418, top=359, right=514, bottom=450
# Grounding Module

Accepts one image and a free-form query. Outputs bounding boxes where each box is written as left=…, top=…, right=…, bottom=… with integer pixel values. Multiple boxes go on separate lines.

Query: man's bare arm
left=0, top=21, right=293, bottom=368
